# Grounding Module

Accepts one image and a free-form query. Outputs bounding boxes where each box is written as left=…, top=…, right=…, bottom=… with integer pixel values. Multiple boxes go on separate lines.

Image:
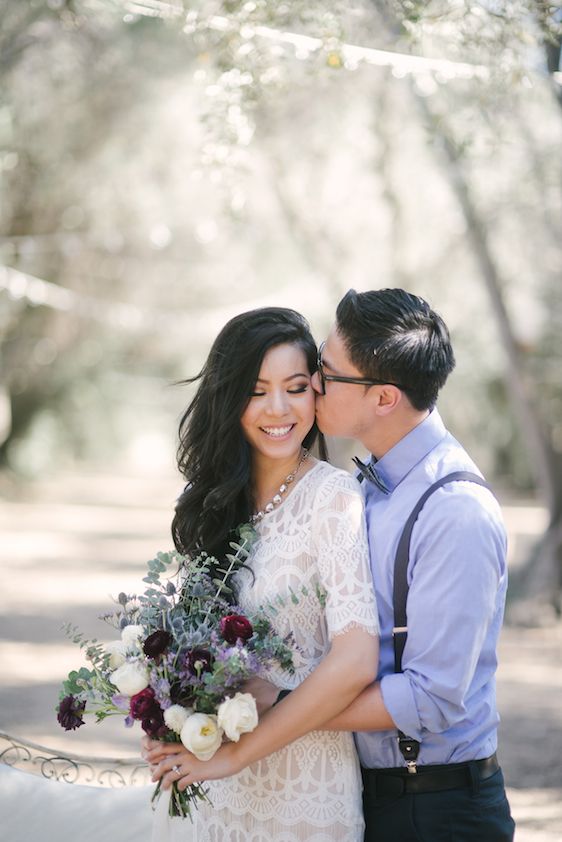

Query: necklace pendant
left=251, top=448, right=309, bottom=523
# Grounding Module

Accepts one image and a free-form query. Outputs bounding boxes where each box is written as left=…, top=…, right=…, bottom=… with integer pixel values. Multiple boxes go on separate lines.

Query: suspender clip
left=398, top=732, right=420, bottom=774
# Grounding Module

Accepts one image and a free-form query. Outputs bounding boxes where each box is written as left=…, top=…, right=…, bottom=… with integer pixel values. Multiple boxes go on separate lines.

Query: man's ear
left=373, top=385, right=403, bottom=416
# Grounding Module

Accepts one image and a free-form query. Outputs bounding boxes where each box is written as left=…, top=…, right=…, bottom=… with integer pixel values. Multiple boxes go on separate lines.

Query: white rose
left=105, top=640, right=127, bottom=669
left=121, top=624, right=144, bottom=650
left=217, top=693, right=258, bottom=743
left=164, top=704, right=192, bottom=735
left=180, top=713, right=223, bottom=761
left=111, top=661, right=150, bottom=696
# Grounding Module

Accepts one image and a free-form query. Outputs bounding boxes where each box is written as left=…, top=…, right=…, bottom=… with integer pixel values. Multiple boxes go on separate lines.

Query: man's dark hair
left=335, top=288, right=455, bottom=411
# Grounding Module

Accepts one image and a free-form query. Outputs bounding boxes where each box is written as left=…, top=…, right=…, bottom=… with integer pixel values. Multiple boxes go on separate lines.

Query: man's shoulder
left=397, top=434, right=504, bottom=528
left=414, top=430, right=485, bottom=490
left=413, top=469, right=506, bottom=561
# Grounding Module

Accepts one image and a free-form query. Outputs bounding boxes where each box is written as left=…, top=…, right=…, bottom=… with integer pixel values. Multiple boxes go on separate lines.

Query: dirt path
left=1, top=470, right=560, bottom=840
left=497, top=625, right=562, bottom=840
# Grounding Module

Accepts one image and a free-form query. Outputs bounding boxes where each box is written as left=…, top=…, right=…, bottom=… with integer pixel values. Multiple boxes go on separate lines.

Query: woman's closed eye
left=250, top=383, right=310, bottom=398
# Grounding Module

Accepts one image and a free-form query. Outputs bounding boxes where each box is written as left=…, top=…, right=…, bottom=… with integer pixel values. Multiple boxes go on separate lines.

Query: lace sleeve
left=311, top=470, right=379, bottom=640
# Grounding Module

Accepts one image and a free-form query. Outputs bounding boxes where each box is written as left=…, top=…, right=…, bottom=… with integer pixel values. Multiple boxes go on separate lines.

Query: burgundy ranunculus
left=57, top=695, right=86, bottom=731
left=141, top=710, right=166, bottom=738
left=130, top=687, right=159, bottom=721
left=143, top=630, right=172, bottom=659
left=184, top=647, right=214, bottom=676
left=220, top=614, right=253, bottom=644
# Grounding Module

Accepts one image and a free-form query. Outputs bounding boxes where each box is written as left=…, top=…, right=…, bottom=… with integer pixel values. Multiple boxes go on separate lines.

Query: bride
left=145, top=307, right=379, bottom=841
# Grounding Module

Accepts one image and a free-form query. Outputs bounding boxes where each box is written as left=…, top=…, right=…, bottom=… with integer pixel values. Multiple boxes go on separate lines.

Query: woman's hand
left=150, top=741, right=242, bottom=791
left=141, top=735, right=177, bottom=767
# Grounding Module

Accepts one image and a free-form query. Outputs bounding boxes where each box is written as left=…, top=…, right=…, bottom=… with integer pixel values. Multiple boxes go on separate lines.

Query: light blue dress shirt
left=355, top=409, right=508, bottom=769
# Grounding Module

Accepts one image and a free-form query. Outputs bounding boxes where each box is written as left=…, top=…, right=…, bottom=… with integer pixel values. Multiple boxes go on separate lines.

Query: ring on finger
left=172, top=765, right=181, bottom=775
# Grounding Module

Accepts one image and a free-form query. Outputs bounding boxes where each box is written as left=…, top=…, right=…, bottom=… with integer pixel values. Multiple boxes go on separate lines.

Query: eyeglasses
left=316, top=342, right=407, bottom=396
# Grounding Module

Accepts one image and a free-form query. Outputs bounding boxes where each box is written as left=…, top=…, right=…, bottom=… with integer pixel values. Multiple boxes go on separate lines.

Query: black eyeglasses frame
left=316, top=342, right=407, bottom=395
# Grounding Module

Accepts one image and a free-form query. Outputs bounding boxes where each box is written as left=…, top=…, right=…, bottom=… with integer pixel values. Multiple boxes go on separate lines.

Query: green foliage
left=56, top=521, right=303, bottom=749
left=60, top=666, right=95, bottom=700
left=1, top=0, right=561, bottom=522
left=62, top=623, right=109, bottom=672
left=315, top=583, right=327, bottom=609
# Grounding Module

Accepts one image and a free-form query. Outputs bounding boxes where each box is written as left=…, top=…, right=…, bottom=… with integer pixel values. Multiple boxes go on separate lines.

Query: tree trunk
left=411, top=90, right=562, bottom=606
left=370, top=2, right=562, bottom=606
left=536, top=1, right=562, bottom=110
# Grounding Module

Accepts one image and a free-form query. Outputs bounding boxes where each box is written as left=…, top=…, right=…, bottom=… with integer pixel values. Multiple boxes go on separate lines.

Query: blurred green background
left=2, top=0, right=561, bottom=598
left=1, top=2, right=561, bottom=835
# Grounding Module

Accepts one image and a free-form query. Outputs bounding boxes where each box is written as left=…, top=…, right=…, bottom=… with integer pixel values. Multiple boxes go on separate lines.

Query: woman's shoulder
left=306, top=460, right=363, bottom=499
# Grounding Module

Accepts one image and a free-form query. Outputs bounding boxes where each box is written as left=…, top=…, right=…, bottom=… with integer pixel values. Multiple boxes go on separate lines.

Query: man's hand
left=242, top=677, right=280, bottom=717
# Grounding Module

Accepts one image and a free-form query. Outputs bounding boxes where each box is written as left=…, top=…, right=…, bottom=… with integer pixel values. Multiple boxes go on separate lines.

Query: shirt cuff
left=380, top=673, right=422, bottom=741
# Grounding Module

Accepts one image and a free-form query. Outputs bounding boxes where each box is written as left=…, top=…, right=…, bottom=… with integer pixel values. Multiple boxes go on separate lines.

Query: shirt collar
left=361, top=409, right=447, bottom=494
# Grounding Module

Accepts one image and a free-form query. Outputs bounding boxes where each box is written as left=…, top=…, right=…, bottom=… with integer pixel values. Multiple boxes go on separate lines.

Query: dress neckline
left=254, top=460, right=324, bottom=525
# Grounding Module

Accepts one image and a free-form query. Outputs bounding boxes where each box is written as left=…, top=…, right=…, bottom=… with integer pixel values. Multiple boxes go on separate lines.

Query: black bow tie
left=352, top=456, right=389, bottom=494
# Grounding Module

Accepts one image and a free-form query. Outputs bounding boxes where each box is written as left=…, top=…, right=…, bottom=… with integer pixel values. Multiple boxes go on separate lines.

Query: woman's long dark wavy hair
left=172, top=307, right=326, bottom=562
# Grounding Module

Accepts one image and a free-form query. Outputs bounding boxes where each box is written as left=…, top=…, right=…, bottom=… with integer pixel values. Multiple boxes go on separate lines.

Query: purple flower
left=151, top=676, right=172, bottom=709
left=57, top=695, right=86, bottom=731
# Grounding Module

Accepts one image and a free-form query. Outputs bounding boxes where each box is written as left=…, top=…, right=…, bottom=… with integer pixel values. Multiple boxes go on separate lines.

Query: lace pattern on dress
left=152, top=462, right=379, bottom=842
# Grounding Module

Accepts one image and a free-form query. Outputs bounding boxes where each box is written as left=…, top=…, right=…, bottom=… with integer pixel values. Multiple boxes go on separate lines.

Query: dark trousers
left=362, top=768, right=515, bottom=842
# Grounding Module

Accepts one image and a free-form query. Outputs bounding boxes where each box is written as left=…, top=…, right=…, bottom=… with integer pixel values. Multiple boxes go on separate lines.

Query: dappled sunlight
left=0, top=569, right=148, bottom=611
left=1, top=642, right=102, bottom=686
left=0, top=473, right=560, bottom=838
left=0, top=1, right=561, bottom=837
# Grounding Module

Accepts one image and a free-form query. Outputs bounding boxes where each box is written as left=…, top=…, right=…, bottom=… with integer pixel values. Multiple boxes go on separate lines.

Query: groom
left=308, top=288, right=515, bottom=841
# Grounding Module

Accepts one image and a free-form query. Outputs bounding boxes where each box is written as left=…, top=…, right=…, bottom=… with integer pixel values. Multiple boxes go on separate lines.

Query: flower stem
left=203, top=536, right=250, bottom=624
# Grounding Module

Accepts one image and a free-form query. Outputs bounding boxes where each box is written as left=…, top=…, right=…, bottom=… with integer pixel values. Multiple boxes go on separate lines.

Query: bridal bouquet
left=56, top=524, right=295, bottom=818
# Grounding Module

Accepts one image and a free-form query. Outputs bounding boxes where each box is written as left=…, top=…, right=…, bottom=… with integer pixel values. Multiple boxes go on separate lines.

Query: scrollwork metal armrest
left=0, top=731, right=151, bottom=788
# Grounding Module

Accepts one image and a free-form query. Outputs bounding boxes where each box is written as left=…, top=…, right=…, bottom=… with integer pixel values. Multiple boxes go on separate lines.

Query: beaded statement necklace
left=250, top=449, right=309, bottom=524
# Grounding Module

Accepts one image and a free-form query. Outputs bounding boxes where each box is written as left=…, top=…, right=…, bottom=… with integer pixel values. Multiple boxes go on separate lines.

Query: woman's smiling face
left=240, top=343, right=316, bottom=463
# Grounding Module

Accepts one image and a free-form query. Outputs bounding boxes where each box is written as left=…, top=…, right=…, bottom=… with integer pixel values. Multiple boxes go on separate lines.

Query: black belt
left=361, top=753, right=500, bottom=797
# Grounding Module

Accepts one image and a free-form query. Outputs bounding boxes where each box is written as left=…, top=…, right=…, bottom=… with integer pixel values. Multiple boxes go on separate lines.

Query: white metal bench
left=0, top=731, right=154, bottom=842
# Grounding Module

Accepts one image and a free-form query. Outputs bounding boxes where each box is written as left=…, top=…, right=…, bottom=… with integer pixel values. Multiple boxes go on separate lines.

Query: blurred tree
left=375, top=0, right=562, bottom=606
left=132, top=0, right=562, bottom=605
left=0, top=2, right=199, bottom=466
left=534, top=2, right=562, bottom=107
left=1, top=0, right=561, bottom=607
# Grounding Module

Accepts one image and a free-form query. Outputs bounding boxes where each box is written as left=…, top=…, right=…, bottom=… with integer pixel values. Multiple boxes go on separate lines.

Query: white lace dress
left=152, top=461, right=379, bottom=842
